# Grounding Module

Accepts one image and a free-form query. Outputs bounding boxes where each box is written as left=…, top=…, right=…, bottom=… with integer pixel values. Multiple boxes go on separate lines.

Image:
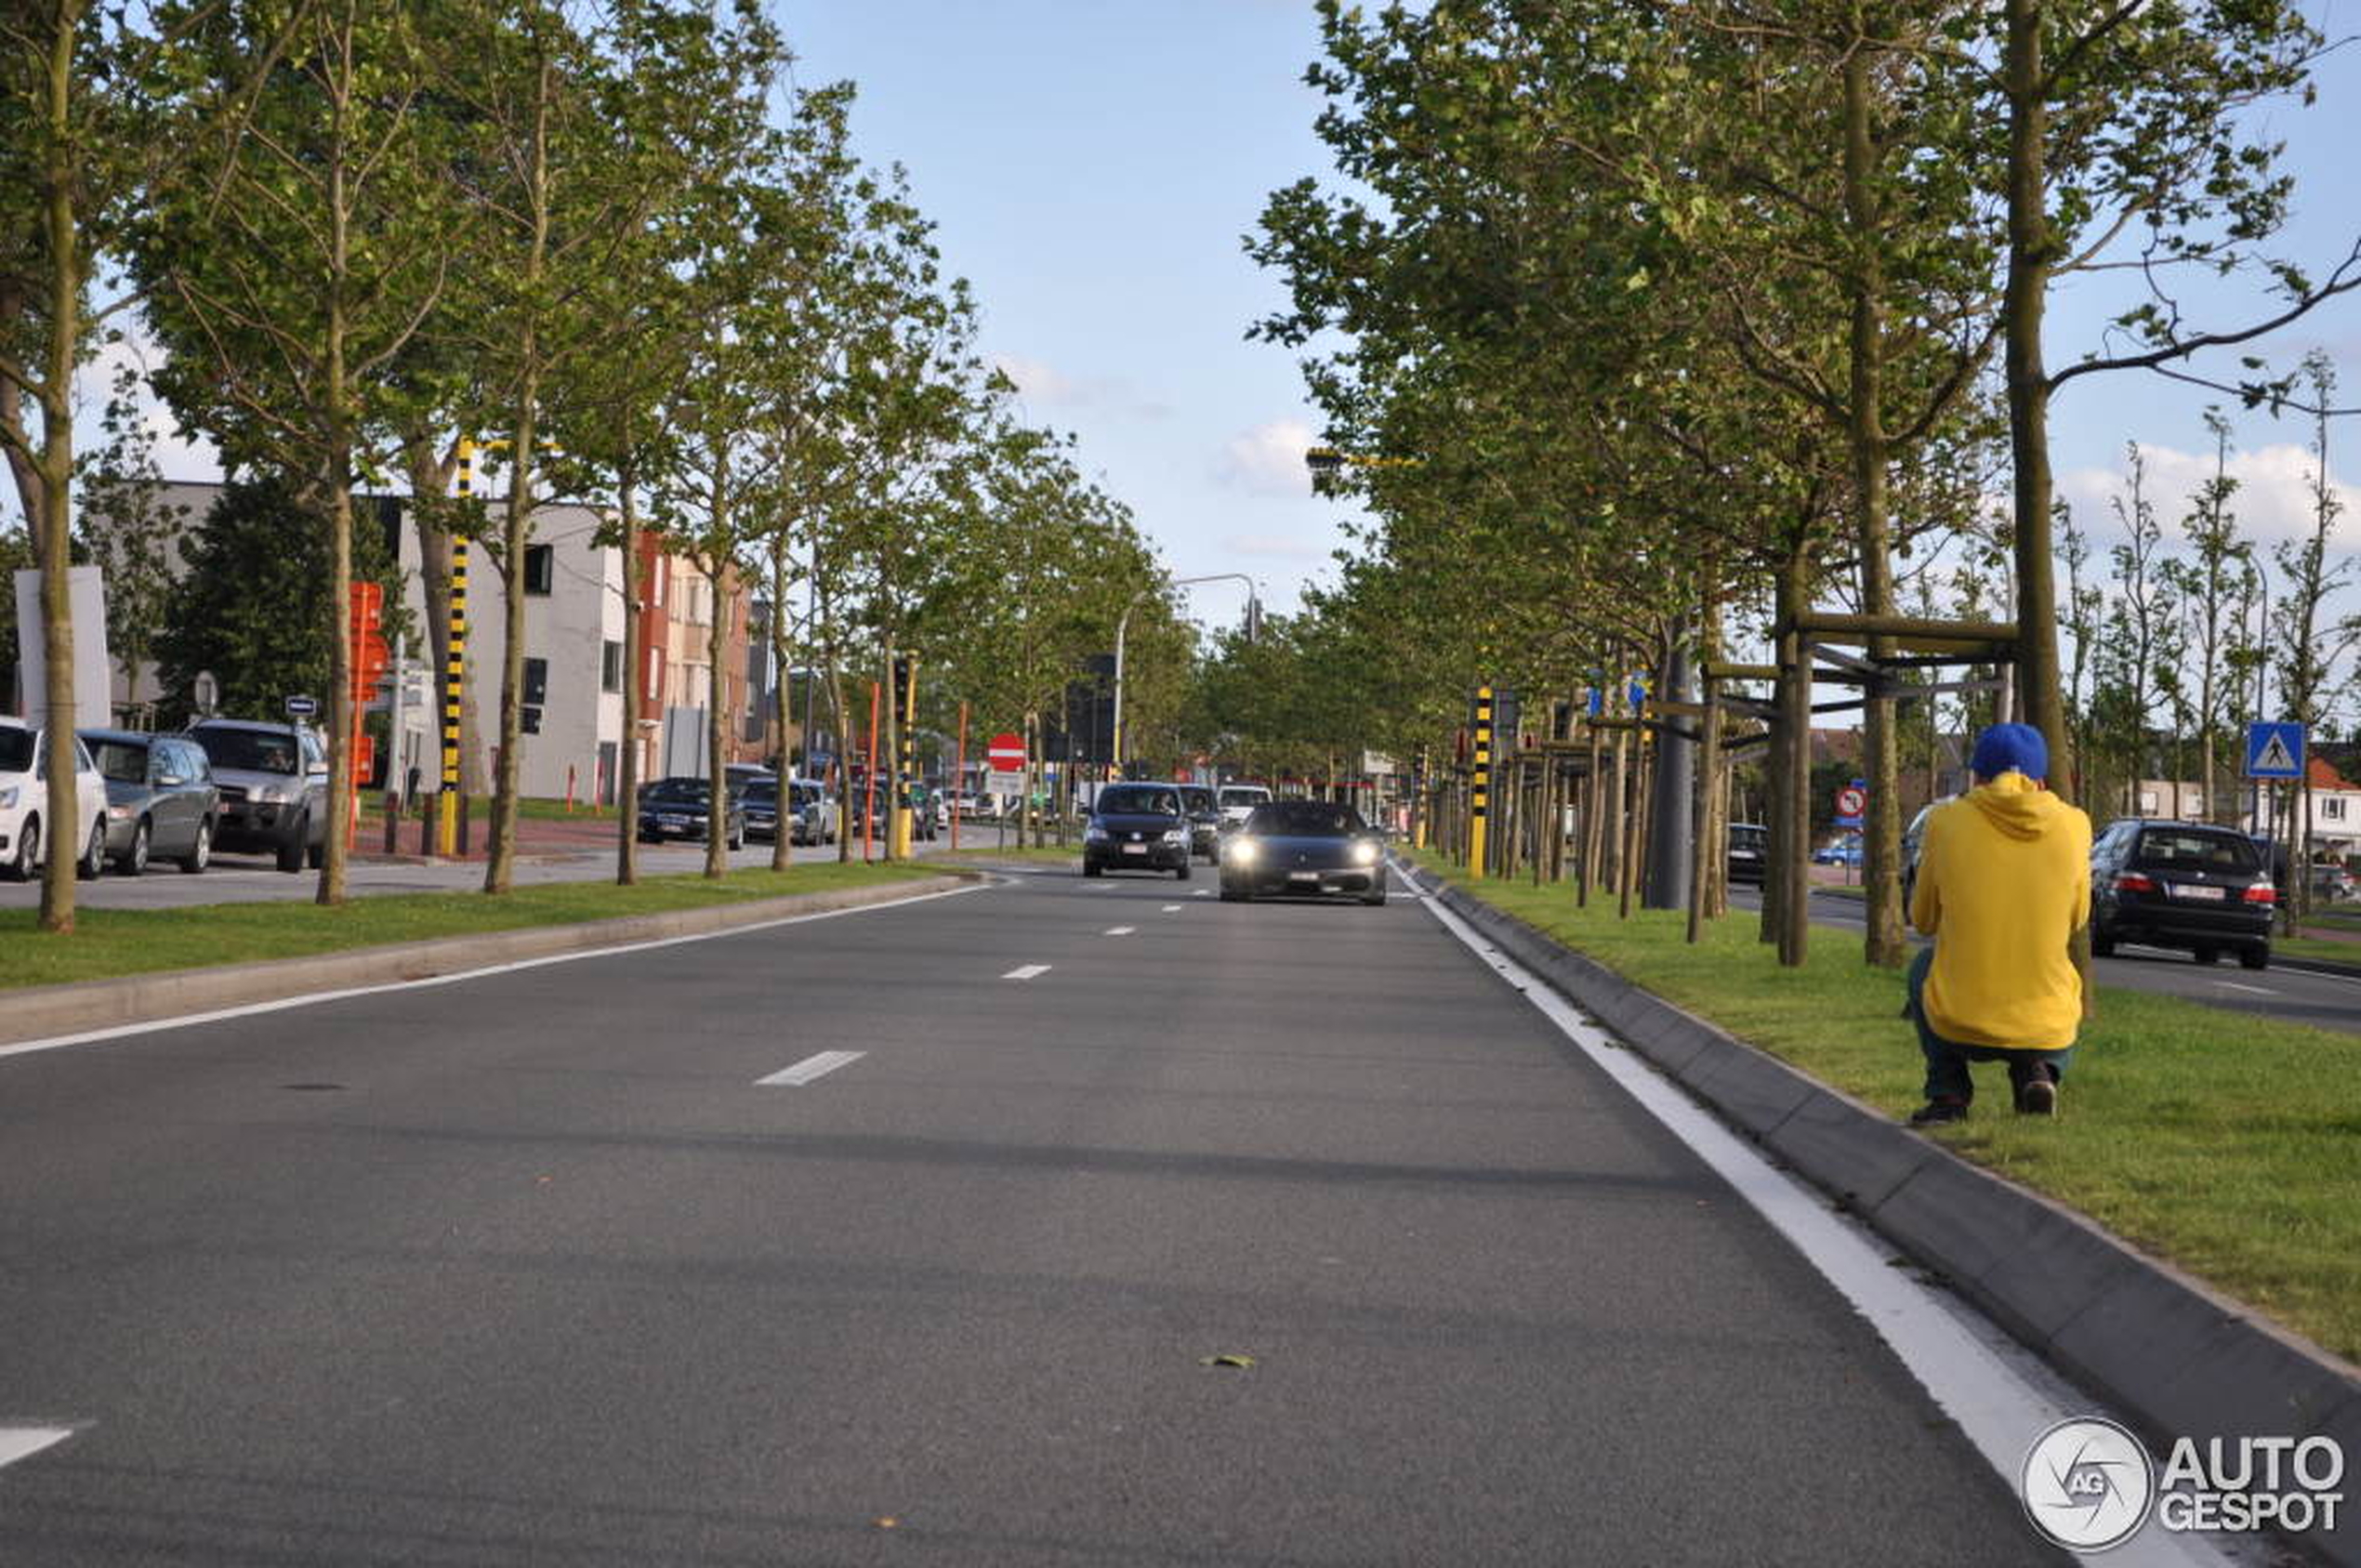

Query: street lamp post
left=1113, top=573, right=1260, bottom=777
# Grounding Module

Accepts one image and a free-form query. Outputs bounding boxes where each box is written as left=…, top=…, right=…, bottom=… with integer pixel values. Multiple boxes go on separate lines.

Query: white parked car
left=787, top=778, right=839, bottom=846
left=0, top=717, right=111, bottom=881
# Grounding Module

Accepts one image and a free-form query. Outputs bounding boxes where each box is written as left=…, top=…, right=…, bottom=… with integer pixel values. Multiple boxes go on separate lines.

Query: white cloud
left=78, top=332, right=223, bottom=484
left=1215, top=418, right=1314, bottom=497
left=992, top=354, right=1172, bottom=421
left=2058, top=441, right=2360, bottom=549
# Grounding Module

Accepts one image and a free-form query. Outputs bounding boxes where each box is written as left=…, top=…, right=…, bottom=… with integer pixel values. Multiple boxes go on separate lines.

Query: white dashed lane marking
left=756, top=1050, right=865, bottom=1087
left=2213, top=981, right=2277, bottom=996
left=1104, top=927, right=1136, bottom=937
left=0, top=1426, right=76, bottom=1470
left=1002, top=964, right=1051, bottom=981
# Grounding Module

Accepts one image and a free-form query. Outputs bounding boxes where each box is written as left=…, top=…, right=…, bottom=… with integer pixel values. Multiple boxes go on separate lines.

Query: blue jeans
left=1906, top=946, right=2075, bottom=1105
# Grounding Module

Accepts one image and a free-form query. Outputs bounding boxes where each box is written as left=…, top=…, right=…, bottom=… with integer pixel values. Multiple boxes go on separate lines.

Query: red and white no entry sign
left=1836, top=785, right=1867, bottom=818
left=987, top=732, right=1026, bottom=771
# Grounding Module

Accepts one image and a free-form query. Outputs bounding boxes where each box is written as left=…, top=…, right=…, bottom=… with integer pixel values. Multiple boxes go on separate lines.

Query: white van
left=1216, top=783, right=1272, bottom=830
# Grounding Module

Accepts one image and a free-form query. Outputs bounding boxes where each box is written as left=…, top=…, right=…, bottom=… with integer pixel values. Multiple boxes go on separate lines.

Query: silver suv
left=187, top=718, right=328, bottom=872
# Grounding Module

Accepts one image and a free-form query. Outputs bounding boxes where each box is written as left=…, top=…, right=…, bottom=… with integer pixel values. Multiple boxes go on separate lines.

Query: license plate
left=1290, top=870, right=1322, bottom=882
left=2172, top=883, right=2226, bottom=901
left=1122, top=842, right=1146, bottom=854
left=660, top=815, right=687, bottom=828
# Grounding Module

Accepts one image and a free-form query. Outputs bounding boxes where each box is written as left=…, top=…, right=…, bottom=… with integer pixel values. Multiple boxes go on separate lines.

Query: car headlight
left=108, top=803, right=133, bottom=820
left=255, top=782, right=294, bottom=804
left=1085, top=823, right=1107, bottom=842
left=1228, top=837, right=1259, bottom=864
left=1162, top=828, right=1187, bottom=844
left=1351, top=839, right=1378, bottom=866
left=0, top=785, right=18, bottom=810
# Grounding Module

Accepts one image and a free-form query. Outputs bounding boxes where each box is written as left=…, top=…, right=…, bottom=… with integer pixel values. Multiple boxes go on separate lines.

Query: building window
left=524, top=544, right=554, bottom=596
left=522, top=656, right=548, bottom=706
left=601, top=639, right=624, bottom=694
left=2325, top=797, right=2347, bottom=823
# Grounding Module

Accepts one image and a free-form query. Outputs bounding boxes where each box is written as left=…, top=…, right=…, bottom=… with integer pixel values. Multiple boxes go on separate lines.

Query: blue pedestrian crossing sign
left=2245, top=721, right=2305, bottom=781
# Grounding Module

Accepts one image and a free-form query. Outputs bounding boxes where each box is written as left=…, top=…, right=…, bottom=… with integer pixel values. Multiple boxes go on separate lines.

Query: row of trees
left=1235, top=0, right=2358, bottom=964
left=3, top=0, right=1191, bottom=931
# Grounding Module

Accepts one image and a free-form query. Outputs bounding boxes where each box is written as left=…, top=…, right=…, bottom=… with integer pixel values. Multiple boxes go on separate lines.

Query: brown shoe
left=2014, top=1074, right=2057, bottom=1116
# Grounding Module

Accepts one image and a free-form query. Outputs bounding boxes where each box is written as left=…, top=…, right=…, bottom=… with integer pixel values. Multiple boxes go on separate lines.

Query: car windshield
left=643, top=780, right=708, bottom=805
left=1729, top=825, right=1768, bottom=852
left=0, top=726, right=33, bottom=773
left=2136, top=830, right=2259, bottom=874
left=1219, top=787, right=1267, bottom=809
left=1097, top=785, right=1179, bottom=815
left=791, top=783, right=821, bottom=806
left=1180, top=787, right=1215, bottom=813
left=193, top=727, right=299, bottom=773
left=742, top=780, right=777, bottom=804
left=1247, top=801, right=1364, bottom=837
left=91, top=740, right=151, bottom=784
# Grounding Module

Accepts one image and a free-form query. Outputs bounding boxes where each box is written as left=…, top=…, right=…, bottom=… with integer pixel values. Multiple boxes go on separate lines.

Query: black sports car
left=1220, top=800, right=1387, bottom=904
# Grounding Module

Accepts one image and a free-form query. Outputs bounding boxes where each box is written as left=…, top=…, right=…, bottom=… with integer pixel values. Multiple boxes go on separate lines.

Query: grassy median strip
left=1422, top=862, right=2361, bottom=1363
left=0, top=862, right=939, bottom=993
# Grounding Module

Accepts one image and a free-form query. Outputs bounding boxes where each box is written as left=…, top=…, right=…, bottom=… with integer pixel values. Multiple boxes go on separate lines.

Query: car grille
left=216, top=784, right=247, bottom=803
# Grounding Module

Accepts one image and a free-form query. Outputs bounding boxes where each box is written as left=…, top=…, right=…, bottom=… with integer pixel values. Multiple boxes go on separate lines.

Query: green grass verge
left=1419, top=859, right=2361, bottom=1362
left=2269, top=934, right=2361, bottom=967
left=1, top=861, right=938, bottom=992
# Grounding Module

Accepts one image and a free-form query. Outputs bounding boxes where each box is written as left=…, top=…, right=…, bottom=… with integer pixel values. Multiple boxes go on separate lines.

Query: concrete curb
left=0, top=872, right=984, bottom=1048
left=1416, top=872, right=2361, bottom=1568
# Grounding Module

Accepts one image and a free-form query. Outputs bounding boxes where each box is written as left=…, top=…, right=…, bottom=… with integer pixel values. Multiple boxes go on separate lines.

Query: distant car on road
left=0, top=717, right=109, bottom=881
left=187, top=718, right=327, bottom=873
left=1083, top=783, right=1192, bottom=879
left=1813, top=832, right=1863, bottom=868
left=788, top=779, right=838, bottom=845
left=1179, top=784, right=1221, bottom=862
left=738, top=775, right=784, bottom=842
left=1217, top=783, right=1272, bottom=831
left=2090, top=818, right=2273, bottom=969
left=1725, top=822, right=1768, bottom=886
left=2308, top=863, right=2354, bottom=903
left=637, top=776, right=745, bottom=849
left=1220, top=798, right=1386, bottom=905
left=81, top=728, right=218, bottom=875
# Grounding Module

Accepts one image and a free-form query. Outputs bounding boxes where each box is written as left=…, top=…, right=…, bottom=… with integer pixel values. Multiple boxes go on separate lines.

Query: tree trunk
left=33, top=10, right=83, bottom=933
left=2004, top=0, right=2071, bottom=801
left=1844, top=27, right=1905, bottom=968
left=704, top=562, right=729, bottom=878
left=613, top=470, right=642, bottom=883
left=770, top=535, right=794, bottom=873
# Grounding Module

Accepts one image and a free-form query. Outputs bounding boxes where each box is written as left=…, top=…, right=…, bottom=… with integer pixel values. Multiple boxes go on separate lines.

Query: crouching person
left=1905, top=723, right=2092, bottom=1125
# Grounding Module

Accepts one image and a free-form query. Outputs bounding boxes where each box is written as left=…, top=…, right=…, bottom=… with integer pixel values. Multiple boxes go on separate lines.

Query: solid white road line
left=1103, top=926, right=1136, bottom=937
left=1161, top=904, right=1182, bottom=913
left=2213, top=981, right=2278, bottom=996
left=756, top=1050, right=865, bottom=1087
left=1001, top=964, right=1051, bottom=981
left=0, top=1425, right=75, bottom=1470
left=1417, top=892, right=2233, bottom=1568
left=0, top=881, right=990, bottom=1063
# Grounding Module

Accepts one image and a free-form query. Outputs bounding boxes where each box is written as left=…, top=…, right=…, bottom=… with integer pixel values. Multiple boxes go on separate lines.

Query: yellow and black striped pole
left=892, top=655, right=918, bottom=859
left=1470, top=686, right=1493, bottom=877
left=437, top=439, right=474, bottom=855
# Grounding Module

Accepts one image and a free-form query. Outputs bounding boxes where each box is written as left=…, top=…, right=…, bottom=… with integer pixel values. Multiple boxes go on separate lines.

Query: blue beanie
left=1971, top=722, right=2048, bottom=782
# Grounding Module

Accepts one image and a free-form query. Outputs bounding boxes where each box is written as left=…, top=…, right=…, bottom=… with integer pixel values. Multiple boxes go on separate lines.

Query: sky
left=773, top=0, right=2361, bottom=623
left=106, top=0, right=2361, bottom=630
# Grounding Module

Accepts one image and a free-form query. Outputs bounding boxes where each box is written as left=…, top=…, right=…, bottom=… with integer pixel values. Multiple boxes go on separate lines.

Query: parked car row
left=1, top=713, right=334, bottom=880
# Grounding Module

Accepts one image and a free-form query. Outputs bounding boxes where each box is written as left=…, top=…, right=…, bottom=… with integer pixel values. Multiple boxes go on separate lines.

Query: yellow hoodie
left=1907, top=772, right=2092, bottom=1050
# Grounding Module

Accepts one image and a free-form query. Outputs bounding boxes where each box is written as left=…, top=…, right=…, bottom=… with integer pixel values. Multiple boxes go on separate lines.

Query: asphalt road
left=1735, top=887, right=2361, bottom=1037
left=0, top=866, right=2067, bottom=1565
